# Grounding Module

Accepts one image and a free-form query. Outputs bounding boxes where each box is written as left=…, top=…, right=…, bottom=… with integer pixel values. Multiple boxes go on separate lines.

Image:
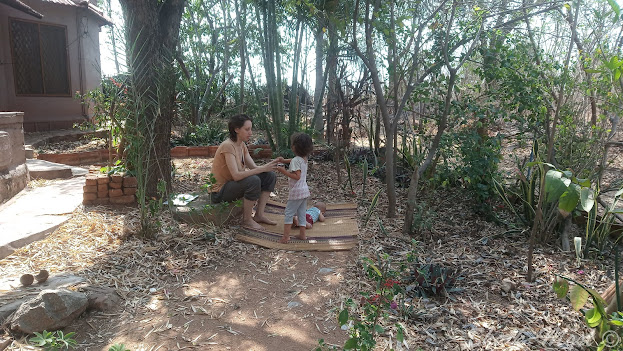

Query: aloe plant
left=403, top=262, right=459, bottom=297
left=344, top=153, right=354, bottom=194
left=363, top=189, right=382, bottom=226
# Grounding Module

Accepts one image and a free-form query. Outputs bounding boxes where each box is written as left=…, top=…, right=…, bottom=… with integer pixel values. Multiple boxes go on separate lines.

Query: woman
left=211, top=114, right=281, bottom=229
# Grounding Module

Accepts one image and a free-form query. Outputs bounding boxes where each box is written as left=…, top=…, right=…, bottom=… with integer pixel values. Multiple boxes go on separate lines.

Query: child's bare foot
left=295, top=234, right=306, bottom=240
left=243, top=219, right=264, bottom=230
left=279, top=236, right=290, bottom=244
left=254, top=215, right=277, bottom=225
left=306, top=223, right=312, bottom=229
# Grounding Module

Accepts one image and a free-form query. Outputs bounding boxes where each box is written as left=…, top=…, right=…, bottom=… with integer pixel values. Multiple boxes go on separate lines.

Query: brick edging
left=83, top=167, right=137, bottom=206
left=38, top=144, right=273, bottom=165
left=170, top=144, right=272, bottom=158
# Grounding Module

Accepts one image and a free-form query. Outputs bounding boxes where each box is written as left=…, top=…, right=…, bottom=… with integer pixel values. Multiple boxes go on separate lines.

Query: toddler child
left=293, top=202, right=326, bottom=229
left=277, top=133, right=313, bottom=243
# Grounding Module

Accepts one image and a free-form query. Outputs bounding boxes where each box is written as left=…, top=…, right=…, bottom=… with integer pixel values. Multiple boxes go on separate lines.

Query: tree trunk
left=119, top=0, right=186, bottom=199
left=220, top=0, right=230, bottom=110
left=374, top=106, right=381, bottom=156
left=288, top=18, right=303, bottom=134
left=561, top=215, right=572, bottom=252
left=272, top=0, right=285, bottom=147
left=561, top=6, right=598, bottom=127
left=528, top=0, right=577, bottom=282
left=257, top=0, right=284, bottom=149
left=403, top=70, right=456, bottom=235
left=205, top=16, right=218, bottom=122
left=235, top=0, right=246, bottom=113
left=326, top=19, right=338, bottom=144
left=313, top=16, right=326, bottom=133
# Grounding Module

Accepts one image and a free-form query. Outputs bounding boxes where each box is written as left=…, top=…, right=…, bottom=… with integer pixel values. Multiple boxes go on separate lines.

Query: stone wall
left=0, top=112, right=28, bottom=203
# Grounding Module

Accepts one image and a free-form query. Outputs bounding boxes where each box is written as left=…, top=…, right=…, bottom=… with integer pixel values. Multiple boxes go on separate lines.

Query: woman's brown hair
left=228, top=114, right=252, bottom=141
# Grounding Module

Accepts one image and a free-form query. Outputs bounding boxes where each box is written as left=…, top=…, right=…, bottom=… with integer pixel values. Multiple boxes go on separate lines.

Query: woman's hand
left=261, top=159, right=280, bottom=172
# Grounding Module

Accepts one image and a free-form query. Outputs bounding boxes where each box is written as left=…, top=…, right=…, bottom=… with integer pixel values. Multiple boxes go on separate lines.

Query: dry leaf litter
left=0, top=153, right=620, bottom=350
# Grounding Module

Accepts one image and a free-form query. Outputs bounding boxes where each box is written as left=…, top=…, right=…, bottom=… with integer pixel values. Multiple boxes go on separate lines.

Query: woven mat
left=236, top=200, right=359, bottom=251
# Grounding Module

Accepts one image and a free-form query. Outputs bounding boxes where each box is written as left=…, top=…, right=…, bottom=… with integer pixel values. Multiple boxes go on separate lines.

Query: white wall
left=0, top=1, right=106, bottom=131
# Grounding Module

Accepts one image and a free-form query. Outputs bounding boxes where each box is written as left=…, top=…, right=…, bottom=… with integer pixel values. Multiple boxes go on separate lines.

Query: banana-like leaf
left=553, top=278, right=569, bottom=298
left=559, top=184, right=581, bottom=215
left=580, top=188, right=595, bottom=212
left=545, top=170, right=570, bottom=203
left=575, top=177, right=591, bottom=187
left=570, top=284, right=590, bottom=311
left=606, top=0, right=620, bottom=17
left=586, top=308, right=602, bottom=327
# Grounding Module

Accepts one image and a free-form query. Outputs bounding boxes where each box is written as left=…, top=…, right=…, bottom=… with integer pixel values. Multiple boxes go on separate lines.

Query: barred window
left=9, top=18, right=70, bottom=96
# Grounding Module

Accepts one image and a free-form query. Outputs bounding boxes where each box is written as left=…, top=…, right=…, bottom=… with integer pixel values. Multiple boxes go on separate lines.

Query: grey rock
left=318, top=268, right=334, bottom=274
left=81, top=285, right=121, bottom=312
left=0, top=274, right=84, bottom=325
left=287, top=301, right=302, bottom=309
left=9, top=289, right=88, bottom=334
left=0, top=274, right=85, bottom=324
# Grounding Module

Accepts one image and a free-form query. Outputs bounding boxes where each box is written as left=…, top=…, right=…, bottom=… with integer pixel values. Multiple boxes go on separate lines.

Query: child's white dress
left=284, top=156, right=309, bottom=225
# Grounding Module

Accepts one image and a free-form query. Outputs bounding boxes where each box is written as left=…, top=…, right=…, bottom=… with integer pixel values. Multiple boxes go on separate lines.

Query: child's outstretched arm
left=318, top=213, right=325, bottom=222
left=277, top=167, right=301, bottom=180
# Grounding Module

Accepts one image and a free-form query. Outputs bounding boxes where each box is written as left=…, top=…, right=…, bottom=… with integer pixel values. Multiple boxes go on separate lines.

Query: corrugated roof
left=39, top=0, right=113, bottom=25
left=0, top=0, right=44, bottom=18
left=40, top=0, right=77, bottom=5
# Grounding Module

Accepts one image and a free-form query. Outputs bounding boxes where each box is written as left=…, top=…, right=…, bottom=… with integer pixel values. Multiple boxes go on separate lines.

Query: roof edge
left=0, top=0, right=44, bottom=18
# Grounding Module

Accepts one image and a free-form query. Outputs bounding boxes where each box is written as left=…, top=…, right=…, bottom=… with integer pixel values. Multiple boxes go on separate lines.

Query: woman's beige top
left=211, top=138, right=248, bottom=192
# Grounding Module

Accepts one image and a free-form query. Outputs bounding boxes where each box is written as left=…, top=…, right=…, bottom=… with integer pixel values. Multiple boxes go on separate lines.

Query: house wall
left=0, top=1, right=105, bottom=132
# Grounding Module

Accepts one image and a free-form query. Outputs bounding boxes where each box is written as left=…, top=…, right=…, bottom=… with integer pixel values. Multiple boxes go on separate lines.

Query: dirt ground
left=70, top=247, right=354, bottom=351
left=1, top=137, right=622, bottom=350
left=1, top=158, right=361, bottom=351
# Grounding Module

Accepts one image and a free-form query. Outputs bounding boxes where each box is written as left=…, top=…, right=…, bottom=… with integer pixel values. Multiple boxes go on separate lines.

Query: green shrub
left=172, top=120, right=227, bottom=146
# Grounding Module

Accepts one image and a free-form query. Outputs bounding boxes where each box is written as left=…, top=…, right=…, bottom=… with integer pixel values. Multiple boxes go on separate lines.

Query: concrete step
left=24, top=145, right=34, bottom=159
left=26, top=159, right=87, bottom=180
left=0, top=177, right=84, bottom=259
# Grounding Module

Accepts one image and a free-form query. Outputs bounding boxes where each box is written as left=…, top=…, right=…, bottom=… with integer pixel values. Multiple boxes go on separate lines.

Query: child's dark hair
left=291, top=132, right=313, bottom=157
left=228, top=114, right=252, bottom=141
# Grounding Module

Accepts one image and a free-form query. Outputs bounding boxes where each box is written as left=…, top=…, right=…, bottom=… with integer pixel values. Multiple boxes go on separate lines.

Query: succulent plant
left=403, top=262, right=458, bottom=297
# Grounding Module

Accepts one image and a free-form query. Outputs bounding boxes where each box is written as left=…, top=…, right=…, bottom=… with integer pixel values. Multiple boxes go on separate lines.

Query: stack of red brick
left=83, top=170, right=137, bottom=206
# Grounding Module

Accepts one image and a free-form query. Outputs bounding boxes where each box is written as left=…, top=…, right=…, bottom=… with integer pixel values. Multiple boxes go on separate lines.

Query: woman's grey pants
left=211, top=171, right=276, bottom=203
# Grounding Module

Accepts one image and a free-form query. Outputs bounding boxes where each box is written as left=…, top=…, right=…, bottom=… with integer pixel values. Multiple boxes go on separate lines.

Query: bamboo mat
left=236, top=200, right=359, bottom=251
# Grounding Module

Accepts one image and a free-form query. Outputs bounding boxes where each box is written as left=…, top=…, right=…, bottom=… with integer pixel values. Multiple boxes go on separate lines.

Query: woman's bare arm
left=245, top=148, right=284, bottom=170
left=224, top=153, right=277, bottom=181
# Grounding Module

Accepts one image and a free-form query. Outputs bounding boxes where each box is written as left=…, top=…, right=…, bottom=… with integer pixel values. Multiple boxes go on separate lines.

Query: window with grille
left=9, top=18, right=71, bottom=96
